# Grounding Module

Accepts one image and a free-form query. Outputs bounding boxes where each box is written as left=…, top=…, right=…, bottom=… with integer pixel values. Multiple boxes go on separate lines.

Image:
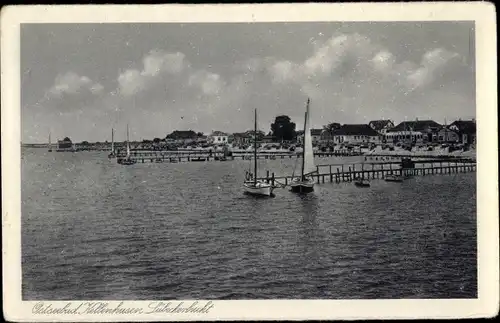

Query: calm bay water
left=22, top=149, right=477, bottom=300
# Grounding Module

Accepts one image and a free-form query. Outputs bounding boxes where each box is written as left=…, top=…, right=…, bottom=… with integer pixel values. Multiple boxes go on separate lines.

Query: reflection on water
left=22, top=149, right=477, bottom=300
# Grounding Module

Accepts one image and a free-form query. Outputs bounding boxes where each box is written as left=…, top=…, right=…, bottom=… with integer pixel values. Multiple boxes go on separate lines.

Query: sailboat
left=290, top=98, right=316, bottom=193
left=108, top=128, right=116, bottom=158
left=48, top=133, right=52, bottom=152
left=118, top=124, right=136, bottom=165
left=243, top=109, right=273, bottom=197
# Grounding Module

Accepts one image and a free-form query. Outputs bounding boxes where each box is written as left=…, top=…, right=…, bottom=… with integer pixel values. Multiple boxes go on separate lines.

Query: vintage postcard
left=2, top=2, right=498, bottom=321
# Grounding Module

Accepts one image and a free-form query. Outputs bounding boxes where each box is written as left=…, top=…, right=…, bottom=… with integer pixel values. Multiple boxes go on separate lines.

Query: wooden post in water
left=271, top=173, right=275, bottom=187
left=266, top=170, right=270, bottom=183
left=381, top=163, right=384, bottom=178
left=348, top=166, right=352, bottom=181
left=336, top=168, right=340, bottom=183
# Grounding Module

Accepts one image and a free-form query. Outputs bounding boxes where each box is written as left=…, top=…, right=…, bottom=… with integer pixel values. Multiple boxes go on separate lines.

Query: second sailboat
left=243, top=109, right=273, bottom=197
left=290, top=98, right=316, bottom=193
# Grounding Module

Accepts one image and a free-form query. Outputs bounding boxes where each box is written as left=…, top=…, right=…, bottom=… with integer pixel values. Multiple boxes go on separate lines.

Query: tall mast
left=126, top=124, right=130, bottom=157
left=254, top=109, right=257, bottom=185
left=301, top=98, right=310, bottom=180
left=111, top=128, right=114, bottom=152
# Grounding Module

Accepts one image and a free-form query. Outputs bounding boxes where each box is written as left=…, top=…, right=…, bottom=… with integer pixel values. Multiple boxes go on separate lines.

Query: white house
left=331, top=124, right=382, bottom=144
left=368, top=120, right=395, bottom=135
left=208, top=131, right=228, bottom=144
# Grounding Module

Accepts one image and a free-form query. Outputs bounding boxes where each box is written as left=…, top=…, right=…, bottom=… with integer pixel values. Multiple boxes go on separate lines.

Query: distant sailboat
left=243, top=109, right=273, bottom=197
left=108, top=128, right=116, bottom=158
left=48, top=133, right=52, bottom=152
left=118, top=124, right=136, bottom=165
left=290, top=98, right=316, bottom=193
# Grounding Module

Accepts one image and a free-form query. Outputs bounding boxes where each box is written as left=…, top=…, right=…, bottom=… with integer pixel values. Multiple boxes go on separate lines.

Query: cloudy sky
left=21, top=22, right=475, bottom=143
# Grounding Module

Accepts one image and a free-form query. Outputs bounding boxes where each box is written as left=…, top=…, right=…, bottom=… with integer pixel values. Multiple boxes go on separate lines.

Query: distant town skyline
left=22, top=22, right=476, bottom=143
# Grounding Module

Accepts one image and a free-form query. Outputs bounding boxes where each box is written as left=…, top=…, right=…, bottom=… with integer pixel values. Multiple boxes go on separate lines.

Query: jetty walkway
left=116, top=149, right=361, bottom=163
left=256, top=158, right=476, bottom=187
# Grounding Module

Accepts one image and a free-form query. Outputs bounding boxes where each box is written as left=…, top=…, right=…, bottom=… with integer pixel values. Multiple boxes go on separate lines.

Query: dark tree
left=81, top=141, right=89, bottom=145
left=63, top=137, right=72, bottom=142
left=197, top=132, right=204, bottom=137
left=324, top=122, right=341, bottom=133
left=271, top=115, right=296, bottom=141
left=153, top=138, right=161, bottom=143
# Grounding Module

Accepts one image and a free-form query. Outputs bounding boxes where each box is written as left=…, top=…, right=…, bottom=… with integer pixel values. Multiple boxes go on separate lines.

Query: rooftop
left=448, top=120, right=476, bottom=133
left=332, top=124, right=380, bottom=136
left=368, top=120, right=394, bottom=130
left=387, top=120, right=442, bottom=132
left=210, top=131, right=228, bottom=136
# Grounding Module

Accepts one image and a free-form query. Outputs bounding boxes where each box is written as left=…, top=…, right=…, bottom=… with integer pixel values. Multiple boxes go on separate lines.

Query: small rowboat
left=354, top=178, right=370, bottom=187
left=385, top=174, right=404, bottom=182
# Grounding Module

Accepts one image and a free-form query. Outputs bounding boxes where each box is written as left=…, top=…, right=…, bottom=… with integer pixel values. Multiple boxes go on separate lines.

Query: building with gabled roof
left=208, top=131, right=229, bottom=145
left=385, top=119, right=442, bottom=143
left=331, top=124, right=382, bottom=144
left=448, top=120, right=476, bottom=145
left=368, top=119, right=395, bottom=134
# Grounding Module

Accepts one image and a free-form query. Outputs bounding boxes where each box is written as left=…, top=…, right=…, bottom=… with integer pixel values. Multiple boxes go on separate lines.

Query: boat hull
left=118, top=158, right=136, bottom=165
left=244, top=182, right=273, bottom=196
left=354, top=182, right=370, bottom=187
left=385, top=176, right=403, bottom=182
left=290, top=180, right=314, bottom=193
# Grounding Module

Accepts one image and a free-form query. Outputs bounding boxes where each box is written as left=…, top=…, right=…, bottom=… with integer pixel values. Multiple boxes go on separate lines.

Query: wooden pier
left=115, top=149, right=362, bottom=163
left=256, top=159, right=476, bottom=187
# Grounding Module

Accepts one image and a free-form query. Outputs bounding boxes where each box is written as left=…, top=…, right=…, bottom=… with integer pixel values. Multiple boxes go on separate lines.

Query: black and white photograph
left=2, top=3, right=498, bottom=321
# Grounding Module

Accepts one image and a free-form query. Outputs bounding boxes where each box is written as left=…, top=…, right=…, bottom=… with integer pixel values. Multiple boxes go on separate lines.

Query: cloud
left=48, top=72, right=103, bottom=97
left=143, top=50, right=186, bottom=76
left=371, top=50, right=395, bottom=71
left=270, top=60, right=295, bottom=83
left=264, top=33, right=460, bottom=99
left=117, top=69, right=144, bottom=96
left=117, top=50, right=187, bottom=96
left=406, top=48, right=460, bottom=89
left=188, top=70, right=225, bottom=95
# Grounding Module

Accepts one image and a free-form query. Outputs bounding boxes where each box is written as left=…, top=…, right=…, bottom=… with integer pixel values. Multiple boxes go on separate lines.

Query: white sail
left=302, top=100, right=316, bottom=175
left=111, top=128, right=114, bottom=153
left=126, top=124, right=131, bottom=158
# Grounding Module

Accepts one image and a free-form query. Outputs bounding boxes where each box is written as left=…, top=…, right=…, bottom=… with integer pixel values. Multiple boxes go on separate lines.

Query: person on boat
left=245, top=171, right=252, bottom=182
